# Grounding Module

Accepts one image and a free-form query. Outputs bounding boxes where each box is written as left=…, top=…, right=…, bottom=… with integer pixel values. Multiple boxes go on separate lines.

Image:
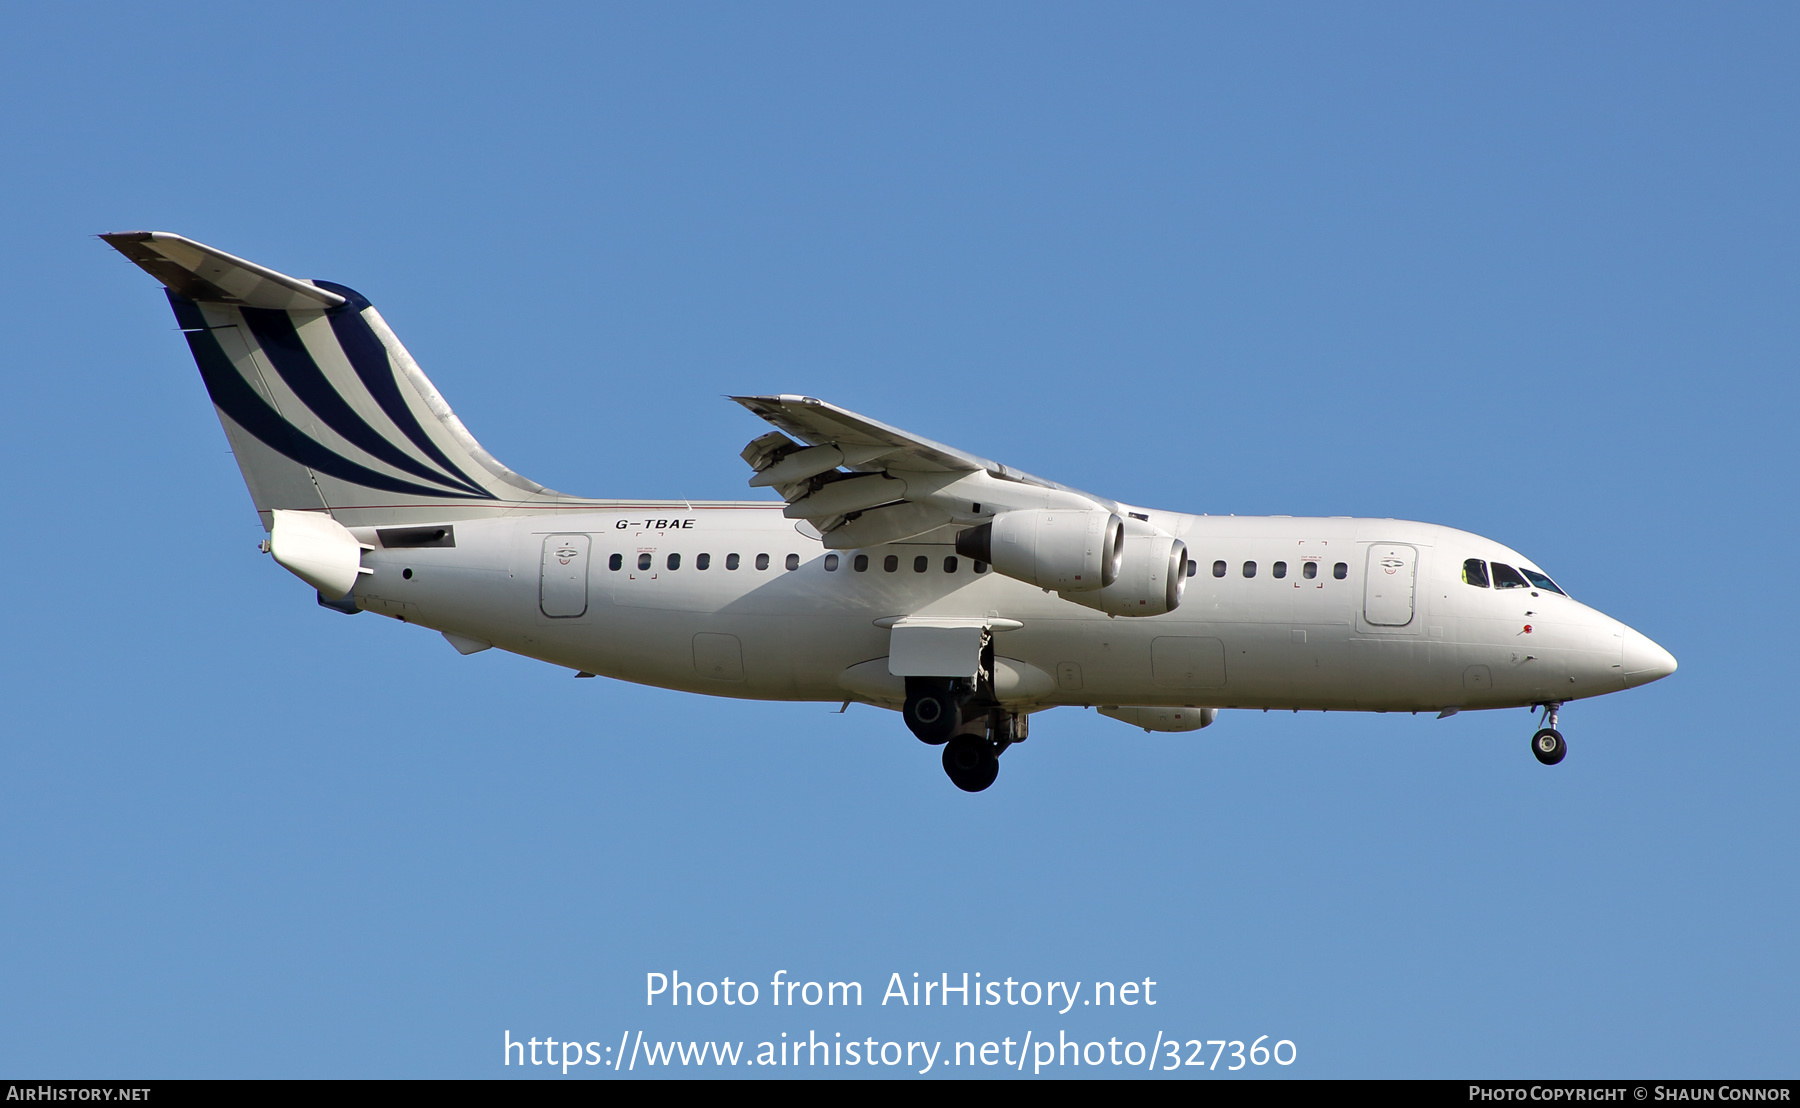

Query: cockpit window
left=1521, top=568, right=1566, bottom=596
left=1462, top=558, right=1490, bottom=588
left=1491, top=562, right=1530, bottom=589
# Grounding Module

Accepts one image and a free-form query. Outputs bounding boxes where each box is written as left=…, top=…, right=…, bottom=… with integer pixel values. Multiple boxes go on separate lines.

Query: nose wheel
left=1531, top=702, right=1566, bottom=765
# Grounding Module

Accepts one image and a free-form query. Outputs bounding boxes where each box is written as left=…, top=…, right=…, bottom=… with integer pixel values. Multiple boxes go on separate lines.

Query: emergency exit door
left=1362, top=543, right=1417, bottom=627
left=540, top=534, right=590, bottom=617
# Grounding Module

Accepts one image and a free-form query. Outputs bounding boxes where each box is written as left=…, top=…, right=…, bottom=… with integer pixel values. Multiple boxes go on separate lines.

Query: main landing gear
left=1531, top=702, right=1566, bottom=766
left=941, top=712, right=1025, bottom=793
left=903, top=677, right=968, bottom=745
left=942, top=734, right=1000, bottom=793
left=904, top=677, right=1024, bottom=793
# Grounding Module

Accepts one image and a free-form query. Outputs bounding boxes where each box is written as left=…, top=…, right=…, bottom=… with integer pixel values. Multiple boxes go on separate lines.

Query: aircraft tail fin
left=103, top=231, right=571, bottom=528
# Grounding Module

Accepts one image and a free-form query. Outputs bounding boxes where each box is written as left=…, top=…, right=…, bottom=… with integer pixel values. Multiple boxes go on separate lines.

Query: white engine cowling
left=954, top=509, right=1122, bottom=593
left=1099, top=706, right=1216, bottom=732
left=1059, top=533, right=1187, bottom=616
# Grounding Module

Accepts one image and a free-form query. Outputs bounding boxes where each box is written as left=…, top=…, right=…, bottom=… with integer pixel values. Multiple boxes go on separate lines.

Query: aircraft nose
left=1621, top=628, right=1678, bottom=687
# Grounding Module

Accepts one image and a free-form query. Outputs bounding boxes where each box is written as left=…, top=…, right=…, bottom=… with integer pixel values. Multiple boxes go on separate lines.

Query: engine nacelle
left=1058, top=533, right=1187, bottom=616
left=955, top=509, right=1122, bottom=593
left=1098, top=706, right=1216, bottom=732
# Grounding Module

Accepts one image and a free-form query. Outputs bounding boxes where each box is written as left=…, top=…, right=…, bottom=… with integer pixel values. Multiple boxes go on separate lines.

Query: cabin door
left=540, top=534, right=590, bottom=617
left=1362, top=544, right=1417, bottom=627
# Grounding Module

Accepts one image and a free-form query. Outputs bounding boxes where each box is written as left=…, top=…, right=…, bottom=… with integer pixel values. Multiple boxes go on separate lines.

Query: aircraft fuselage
left=355, top=505, right=1669, bottom=715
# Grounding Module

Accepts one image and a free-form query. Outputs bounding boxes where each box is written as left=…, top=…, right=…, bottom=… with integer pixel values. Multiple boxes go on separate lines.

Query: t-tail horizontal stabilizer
left=102, top=231, right=574, bottom=528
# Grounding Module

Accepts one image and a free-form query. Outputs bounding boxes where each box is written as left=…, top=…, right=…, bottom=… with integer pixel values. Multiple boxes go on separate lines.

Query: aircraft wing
left=731, top=395, right=1001, bottom=475
left=730, top=394, right=1122, bottom=549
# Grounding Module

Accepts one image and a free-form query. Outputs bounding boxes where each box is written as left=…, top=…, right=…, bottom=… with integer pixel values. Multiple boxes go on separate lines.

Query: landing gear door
left=540, top=534, right=590, bottom=617
left=887, top=620, right=985, bottom=679
left=1363, top=543, right=1417, bottom=627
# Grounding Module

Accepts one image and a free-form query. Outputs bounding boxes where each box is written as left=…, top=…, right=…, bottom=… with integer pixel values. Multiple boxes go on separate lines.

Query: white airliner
left=104, top=232, right=1676, bottom=791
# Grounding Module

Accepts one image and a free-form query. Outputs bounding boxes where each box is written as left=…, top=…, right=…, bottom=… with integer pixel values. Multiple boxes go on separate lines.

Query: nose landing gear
left=1531, top=702, right=1566, bottom=765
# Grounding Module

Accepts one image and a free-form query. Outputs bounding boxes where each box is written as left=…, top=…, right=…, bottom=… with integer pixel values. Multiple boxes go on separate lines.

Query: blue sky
left=1, top=2, right=1794, bottom=1078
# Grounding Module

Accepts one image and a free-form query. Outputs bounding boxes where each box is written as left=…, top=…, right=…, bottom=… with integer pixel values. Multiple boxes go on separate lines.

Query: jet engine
left=1098, top=706, right=1217, bottom=732
left=954, top=509, right=1123, bottom=592
left=1058, top=532, right=1188, bottom=616
left=956, top=511, right=1186, bottom=617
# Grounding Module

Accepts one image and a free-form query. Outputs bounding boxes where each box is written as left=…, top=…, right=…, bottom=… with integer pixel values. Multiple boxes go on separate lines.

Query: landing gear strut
left=1531, top=702, right=1566, bottom=766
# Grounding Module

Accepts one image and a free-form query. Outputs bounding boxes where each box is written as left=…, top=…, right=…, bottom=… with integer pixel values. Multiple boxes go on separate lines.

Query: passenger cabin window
left=755, top=553, right=770, bottom=571
left=1272, top=561, right=1288, bottom=579
left=1303, top=561, right=1318, bottom=579
left=944, top=556, right=958, bottom=573
left=884, top=555, right=899, bottom=572
left=667, top=553, right=680, bottom=570
left=1491, top=562, right=1529, bottom=589
left=974, top=561, right=988, bottom=573
left=1462, top=558, right=1490, bottom=587
left=1213, top=560, right=1227, bottom=578
left=853, top=554, right=868, bottom=572
left=1243, top=561, right=1257, bottom=578
left=824, top=554, right=839, bottom=571
left=1186, top=560, right=1197, bottom=577
left=914, top=556, right=928, bottom=573
left=696, top=553, right=710, bottom=570
left=1333, top=562, right=1347, bottom=579
left=608, top=553, right=622, bottom=571
left=786, top=554, right=800, bottom=571
left=1521, top=568, right=1566, bottom=596
left=637, top=553, right=652, bottom=571
left=726, top=553, right=740, bottom=570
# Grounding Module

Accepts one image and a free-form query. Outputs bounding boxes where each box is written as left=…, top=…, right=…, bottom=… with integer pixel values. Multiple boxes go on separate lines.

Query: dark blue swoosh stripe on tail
left=239, top=307, right=489, bottom=497
left=311, top=281, right=496, bottom=499
left=168, top=294, right=208, bottom=331
left=168, top=292, right=495, bottom=501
